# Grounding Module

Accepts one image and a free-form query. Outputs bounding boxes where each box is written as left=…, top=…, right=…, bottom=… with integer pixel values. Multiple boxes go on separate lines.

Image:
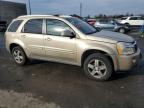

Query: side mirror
left=61, top=30, right=75, bottom=38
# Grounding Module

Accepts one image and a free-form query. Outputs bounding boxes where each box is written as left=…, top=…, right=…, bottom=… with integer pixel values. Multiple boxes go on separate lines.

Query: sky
left=2, top=0, right=144, bottom=16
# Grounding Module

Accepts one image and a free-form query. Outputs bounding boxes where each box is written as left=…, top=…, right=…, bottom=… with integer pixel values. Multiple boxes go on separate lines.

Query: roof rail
left=17, top=14, right=72, bottom=19
left=17, top=15, right=53, bottom=18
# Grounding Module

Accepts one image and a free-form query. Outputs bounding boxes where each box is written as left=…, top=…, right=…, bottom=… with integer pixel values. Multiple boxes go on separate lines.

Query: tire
left=119, top=28, right=126, bottom=34
left=83, top=53, right=113, bottom=81
left=11, top=46, right=27, bottom=66
left=125, top=23, right=130, bottom=28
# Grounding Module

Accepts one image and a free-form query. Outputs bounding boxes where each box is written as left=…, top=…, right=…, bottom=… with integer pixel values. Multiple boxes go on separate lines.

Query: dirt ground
left=0, top=32, right=144, bottom=108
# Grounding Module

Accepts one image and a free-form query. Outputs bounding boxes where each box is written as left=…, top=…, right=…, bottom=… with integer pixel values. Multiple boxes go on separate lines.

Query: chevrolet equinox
left=5, top=15, right=141, bottom=81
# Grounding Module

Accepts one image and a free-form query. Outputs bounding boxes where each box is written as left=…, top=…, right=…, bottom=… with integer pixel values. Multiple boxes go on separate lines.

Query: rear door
left=129, top=17, right=144, bottom=26
left=129, top=17, right=138, bottom=25
left=20, top=19, right=45, bottom=57
left=137, top=17, right=144, bottom=26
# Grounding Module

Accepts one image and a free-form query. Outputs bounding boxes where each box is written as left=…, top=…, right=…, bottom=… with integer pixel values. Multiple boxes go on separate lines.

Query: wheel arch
left=81, top=49, right=114, bottom=70
left=124, top=22, right=130, bottom=26
left=9, top=43, right=28, bottom=57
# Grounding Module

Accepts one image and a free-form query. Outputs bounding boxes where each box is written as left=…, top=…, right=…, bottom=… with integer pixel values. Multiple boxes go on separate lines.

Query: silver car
left=94, top=20, right=130, bottom=34
left=5, top=15, right=142, bottom=81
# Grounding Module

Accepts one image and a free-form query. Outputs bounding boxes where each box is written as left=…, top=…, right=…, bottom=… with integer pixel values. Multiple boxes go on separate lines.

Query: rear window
left=8, top=20, right=23, bottom=32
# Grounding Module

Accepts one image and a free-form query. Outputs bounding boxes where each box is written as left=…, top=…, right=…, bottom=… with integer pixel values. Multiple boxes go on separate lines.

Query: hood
left=87, top=30, right=134, bottom=43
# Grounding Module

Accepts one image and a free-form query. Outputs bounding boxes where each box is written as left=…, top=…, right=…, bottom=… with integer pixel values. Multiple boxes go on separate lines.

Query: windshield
left=121, top=17, right=127, bottom=20
left=65, top=17, right=97, bottom=34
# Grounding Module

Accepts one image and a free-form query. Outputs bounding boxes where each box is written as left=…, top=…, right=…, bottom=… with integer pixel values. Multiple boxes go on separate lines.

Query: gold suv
left=5, top=15, right=142, bottom=81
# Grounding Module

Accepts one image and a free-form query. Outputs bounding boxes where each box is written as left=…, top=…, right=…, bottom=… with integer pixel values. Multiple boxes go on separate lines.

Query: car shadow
left=25, top=58, right=144, bottom=81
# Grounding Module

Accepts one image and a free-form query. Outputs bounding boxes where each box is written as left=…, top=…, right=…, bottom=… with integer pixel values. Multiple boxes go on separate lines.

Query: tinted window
left=46, top=19, right=72, bottom=36
left=23, top=19, right=43, bottom=34
left=129, top=17, right=137, bottom=20
left=8, top=20, right=23, bottom=32
left=137, top=17, right=143, bottom=20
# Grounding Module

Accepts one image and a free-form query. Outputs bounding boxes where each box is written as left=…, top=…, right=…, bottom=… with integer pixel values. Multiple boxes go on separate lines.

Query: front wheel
left=125, top=23, right=130, bottom=28
left=119, top=28, right=126, bottom=34
left=12, top=46, right=27, bottom=66
left=83, top=53, right=113, bottom=81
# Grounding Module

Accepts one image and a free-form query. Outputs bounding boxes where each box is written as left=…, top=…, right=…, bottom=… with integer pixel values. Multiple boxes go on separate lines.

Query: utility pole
left=80, top=3, right=82, bottom=17
left=28, top=0, right=31, bottom=15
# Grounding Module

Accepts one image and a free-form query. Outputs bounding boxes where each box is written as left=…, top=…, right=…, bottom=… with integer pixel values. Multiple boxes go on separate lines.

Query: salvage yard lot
left=0, top=32, right=144, bottom=108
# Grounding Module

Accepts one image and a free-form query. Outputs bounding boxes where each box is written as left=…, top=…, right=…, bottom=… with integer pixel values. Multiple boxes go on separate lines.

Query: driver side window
left=46, top=19, right=73, bottom=36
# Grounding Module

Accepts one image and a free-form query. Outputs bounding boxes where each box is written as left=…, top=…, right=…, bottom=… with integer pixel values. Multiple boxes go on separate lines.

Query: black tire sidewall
left=83, top=53, right=113, bottom=81
left=12, top=46, right=27, bottom=66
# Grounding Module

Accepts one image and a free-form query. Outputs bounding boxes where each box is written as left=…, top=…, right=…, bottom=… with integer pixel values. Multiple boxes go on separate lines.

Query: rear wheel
left=83, top=53, right=113, bottom=81
left=12, top=46, right=27, bottom=66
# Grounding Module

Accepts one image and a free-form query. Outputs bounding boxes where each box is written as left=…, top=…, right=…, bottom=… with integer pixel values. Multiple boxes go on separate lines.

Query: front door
left=44, top=19, right=77, bottom=63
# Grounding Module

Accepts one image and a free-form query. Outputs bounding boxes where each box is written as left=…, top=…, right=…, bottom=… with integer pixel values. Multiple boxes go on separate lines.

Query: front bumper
left=117, top=48, right=142, bottom=71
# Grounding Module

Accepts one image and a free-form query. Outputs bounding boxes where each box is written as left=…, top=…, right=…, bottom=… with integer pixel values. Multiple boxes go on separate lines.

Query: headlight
left=117, top=42, right=135, bottom=55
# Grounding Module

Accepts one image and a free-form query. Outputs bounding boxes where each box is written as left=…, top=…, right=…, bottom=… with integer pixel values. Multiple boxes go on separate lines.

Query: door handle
left=21, top=35, right=26, bottom=38
left=47, top=37, right=52, bottom=41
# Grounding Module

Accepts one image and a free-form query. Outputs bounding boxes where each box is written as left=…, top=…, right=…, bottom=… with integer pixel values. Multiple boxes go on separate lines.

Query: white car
left=120, top=16, right=144, bottom=26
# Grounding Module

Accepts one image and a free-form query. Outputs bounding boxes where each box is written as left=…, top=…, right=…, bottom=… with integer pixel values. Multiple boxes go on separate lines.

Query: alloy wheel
left=87, top=59, right=107, bottom=78
left=13, top=49, right=24, bottom=64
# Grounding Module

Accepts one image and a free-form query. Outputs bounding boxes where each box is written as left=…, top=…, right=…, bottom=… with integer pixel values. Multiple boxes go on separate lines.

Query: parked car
left=0, top=21, right=7, bottom=32
left=5, top=15, right=141, bottom=81
left=86, top=19, right=96, bottom=26
left=120, top=16, right=144, bottom=26
left=71, top=15, right=96, bottom=26
left=94, top=19, right=130, bottom=34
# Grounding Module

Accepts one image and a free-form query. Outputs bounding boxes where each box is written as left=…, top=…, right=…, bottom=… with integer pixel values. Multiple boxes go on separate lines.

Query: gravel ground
left=0, top=90, right=60, bottom=108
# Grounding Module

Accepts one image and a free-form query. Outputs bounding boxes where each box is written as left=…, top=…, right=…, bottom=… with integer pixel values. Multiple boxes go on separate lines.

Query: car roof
left=122, top=16, right=142, bottom=18
left=130, top=16, right=142, bottom=17
left=16, top=15, right=72, bottom=20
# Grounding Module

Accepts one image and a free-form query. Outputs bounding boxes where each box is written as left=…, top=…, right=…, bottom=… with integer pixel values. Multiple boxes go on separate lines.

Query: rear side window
left=137, top=17, right=143, bottom=20
left=23, top=19, right=43, bottom=34
left=8, top=20, right=23, bottom=32
left=129, top=17, right=137, bottom=20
